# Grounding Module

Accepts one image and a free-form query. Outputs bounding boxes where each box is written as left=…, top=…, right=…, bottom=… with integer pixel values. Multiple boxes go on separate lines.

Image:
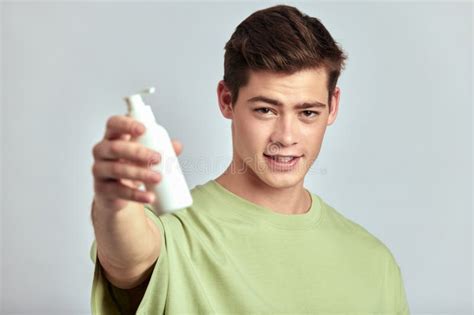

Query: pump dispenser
left=124, top=87, right=193, bottom=213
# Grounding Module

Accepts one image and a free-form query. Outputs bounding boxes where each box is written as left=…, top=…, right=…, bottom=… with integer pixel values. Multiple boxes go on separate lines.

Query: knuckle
left=109, top=141, right=121, bottom=155
left=106, top=116, right=116, bottom=129
left=92, top=143, right=101, bottom=159
left=134, top=144, right=147, bottom=160
left=94, top=181, right=107, bottom=194
left=102, top=182, right=115, bottom=196
left=91, top=163, right=99, bottom=177
left=110, top=163, right=123, bottom=177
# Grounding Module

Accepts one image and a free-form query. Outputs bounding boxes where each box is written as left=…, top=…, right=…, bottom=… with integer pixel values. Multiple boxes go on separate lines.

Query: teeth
left=272, top=156, right=295, bottom=162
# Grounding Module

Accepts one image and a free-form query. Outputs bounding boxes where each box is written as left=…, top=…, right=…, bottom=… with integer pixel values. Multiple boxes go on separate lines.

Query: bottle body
left=136, top=121, right=193, bottom=213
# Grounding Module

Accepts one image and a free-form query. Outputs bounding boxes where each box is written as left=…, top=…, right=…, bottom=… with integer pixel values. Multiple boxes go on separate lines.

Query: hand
left=91, top=115, right=183, bottom=212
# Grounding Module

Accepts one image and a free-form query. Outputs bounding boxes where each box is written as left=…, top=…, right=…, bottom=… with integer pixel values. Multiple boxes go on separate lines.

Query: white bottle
left=124, top=87, right=193, bottom=213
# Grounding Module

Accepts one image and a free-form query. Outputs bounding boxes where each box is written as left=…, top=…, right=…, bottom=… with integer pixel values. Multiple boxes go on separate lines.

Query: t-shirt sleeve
left=89, top=204, right=170, bottom=315
left=383, top=251, right=411, bottom=315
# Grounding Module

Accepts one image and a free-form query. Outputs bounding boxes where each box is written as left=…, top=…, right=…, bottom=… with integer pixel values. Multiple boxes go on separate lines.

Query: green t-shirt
left=90, top=179, right=410, bottom=314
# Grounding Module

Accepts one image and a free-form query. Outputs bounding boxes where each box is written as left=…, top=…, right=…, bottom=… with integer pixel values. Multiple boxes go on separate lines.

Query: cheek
left=234, top=116, right=261, bottom=151
left=302, top=125, right=325, bottom=151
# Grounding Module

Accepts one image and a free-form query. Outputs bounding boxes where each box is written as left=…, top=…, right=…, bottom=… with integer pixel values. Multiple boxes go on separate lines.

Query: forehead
left=242, top=68, right=328, bottom=101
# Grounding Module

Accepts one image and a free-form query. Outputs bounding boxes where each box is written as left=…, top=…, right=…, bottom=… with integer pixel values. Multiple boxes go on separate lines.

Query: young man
left=90, top=4, right=410, bottom=314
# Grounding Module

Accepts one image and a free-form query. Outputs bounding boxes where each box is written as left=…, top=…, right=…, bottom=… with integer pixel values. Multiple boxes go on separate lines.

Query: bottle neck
left=130, top=105, right=157, bottom=126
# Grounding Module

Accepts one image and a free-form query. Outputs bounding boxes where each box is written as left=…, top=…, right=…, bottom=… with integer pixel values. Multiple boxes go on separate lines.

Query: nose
left=270, top=115, right=298, bottom=147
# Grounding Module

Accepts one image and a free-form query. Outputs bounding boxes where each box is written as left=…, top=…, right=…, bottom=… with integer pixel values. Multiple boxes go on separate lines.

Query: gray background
left=1, top=1, right=472, bottom=314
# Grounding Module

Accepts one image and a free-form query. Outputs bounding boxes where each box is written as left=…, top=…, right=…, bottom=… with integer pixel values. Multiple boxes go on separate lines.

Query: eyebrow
left=247, top=95, right=327, bottom=109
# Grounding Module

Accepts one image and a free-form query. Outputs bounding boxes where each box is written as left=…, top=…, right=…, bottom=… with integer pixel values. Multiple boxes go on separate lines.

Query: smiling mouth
left=263, top=153, right=303, bottom=165
left=262, top=153, right=302, bottom=171
left=263, top=153, right=303, bottom=162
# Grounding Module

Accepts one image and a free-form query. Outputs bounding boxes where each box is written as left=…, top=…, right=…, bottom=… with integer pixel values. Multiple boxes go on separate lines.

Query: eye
left=254, top=108, right=274, bottom=115
left=302, top=110, right=319, bottom=118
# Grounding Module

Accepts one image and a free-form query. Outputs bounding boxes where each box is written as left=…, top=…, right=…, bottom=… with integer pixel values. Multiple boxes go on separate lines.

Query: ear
left=217, top=80, right=234, bottom=119
left=327, top=86, right=340, bottom=126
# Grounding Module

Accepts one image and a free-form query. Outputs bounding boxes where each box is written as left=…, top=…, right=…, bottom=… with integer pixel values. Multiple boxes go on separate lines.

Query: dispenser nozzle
left=124, top=87, right=156, bottom=112
left=143, top=87, right=155, bottom=94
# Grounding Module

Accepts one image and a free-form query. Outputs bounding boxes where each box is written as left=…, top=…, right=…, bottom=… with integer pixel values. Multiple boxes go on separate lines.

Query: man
left=90, top=4, right=410, bottom=314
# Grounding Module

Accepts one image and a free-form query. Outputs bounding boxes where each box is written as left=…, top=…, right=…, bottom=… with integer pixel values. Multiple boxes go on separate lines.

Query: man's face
left=217, top=68, right=340, bottom=189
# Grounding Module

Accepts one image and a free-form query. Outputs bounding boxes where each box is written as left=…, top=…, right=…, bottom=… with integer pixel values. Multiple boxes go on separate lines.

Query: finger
left=171, top=139, right=183, bottom=156
left=93, top=140, right=161, bottom=165
left=103, top=115, right=146, bottom=140
left=92, top=160, right=162, bottom=184
left=94, top=179, right=155, bottom=204
left=119, top=134, right=131, bottom=141
left=119, top=161, right=148, bottom=189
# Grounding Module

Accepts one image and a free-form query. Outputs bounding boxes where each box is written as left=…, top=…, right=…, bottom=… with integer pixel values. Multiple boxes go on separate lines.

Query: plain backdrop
left=1, top=1, right=472, bottom=314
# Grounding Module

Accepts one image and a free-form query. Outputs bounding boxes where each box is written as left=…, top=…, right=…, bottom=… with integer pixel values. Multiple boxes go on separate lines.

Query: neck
left=215, top=160, right=311, bottom=215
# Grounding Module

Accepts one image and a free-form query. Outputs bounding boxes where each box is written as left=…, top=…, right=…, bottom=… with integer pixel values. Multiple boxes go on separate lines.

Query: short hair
left=223, top=4, right=348, bottom=110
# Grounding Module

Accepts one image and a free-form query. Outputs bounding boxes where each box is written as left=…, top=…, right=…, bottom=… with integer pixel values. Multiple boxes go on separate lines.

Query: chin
left=267, top=175, right=303, bottom=188
left=255, top=168, right=304, bottom=189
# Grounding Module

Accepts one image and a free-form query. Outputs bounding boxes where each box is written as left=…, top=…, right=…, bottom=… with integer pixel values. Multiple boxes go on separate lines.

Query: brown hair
left=223, top=5, right=348, bottom=111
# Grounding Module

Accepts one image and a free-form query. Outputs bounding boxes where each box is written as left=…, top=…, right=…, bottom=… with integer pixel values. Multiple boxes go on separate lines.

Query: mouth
left=263, top=153, right=303, bottom=171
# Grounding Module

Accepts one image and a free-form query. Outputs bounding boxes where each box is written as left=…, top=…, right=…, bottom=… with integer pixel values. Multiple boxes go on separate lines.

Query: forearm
left=91, top=200, right=158, bottom=278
